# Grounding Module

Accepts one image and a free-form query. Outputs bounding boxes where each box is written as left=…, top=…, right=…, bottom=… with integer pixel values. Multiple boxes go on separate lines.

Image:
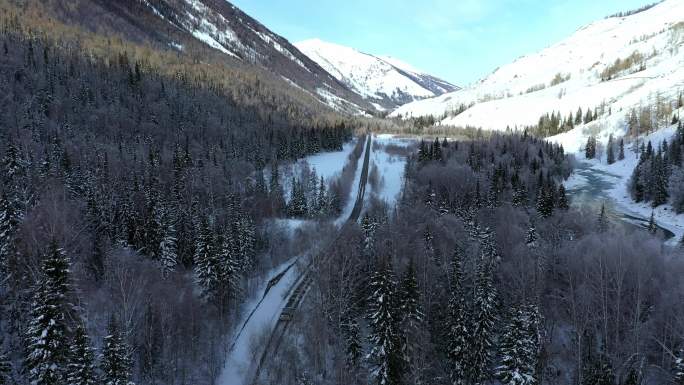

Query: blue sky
left=230, top=0, right=654, bottom=86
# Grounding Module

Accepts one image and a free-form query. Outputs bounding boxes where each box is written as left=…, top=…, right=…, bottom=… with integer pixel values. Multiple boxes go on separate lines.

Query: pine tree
left=269, top=161, right=286, bottom=215
left=622, top=368, right=640, bottom=385
left=0, top=191, right=18, bottom=278
left=433, top=137, right=443, bottom=161
left=525, top=223, right=538, bottom=248
left=582, top=354, right=615, bottom=385
left=647, top=211, right=657, bottom=234
left=25, top=240, right=72, bottom=385
left=597, top=204, right=609, bottom=233
left=0, top=336, right=11, bottom=385
left=316, top=176, right=327, bottom=217
left=367, top=261, right=403, bottom=385
left=100, top=315, right=134, bottom=385
left=194, top=217, right=217, bottom=301
left=159, top=213, right=178, bottom=278
left=618, top=139, right=625, bottom=161
left=469, top=255, right=498, bottom=385
left=217, top=229, right=241, bottom=308
left=447, top=246, right=469, bottom=385
left=66, top=325, right=96, bottom=385
left=557, top=184, right=570, bottom=210
left=417, top=140, right=426, bottom=162
left=398, top=259, right=423, bottom=372
left=673, top=350, right=684, bottom=385
left=361, top=214, right=378, bottom=259
left=345, top=318, right=362, bottom=368
left=496, top=305, right=541, bottom=385
left=512, top=184, right=529, bottom=208
left=607, top=135, right=615, bottom=164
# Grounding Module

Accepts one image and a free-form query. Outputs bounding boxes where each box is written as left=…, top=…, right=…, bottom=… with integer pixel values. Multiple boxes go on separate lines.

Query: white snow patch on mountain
left=295, top=39, right=457, bottom=107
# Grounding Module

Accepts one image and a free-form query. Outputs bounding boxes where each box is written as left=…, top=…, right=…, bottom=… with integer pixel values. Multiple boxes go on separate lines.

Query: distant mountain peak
left=295, top=38, right=459, bottom=110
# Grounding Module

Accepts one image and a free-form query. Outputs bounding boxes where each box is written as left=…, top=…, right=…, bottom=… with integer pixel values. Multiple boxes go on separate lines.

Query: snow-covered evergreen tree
left=581, top=354, right=615, bottom=385
left=673, top=350, right=684, bottom=385
left=101, top=315, right=134, bottom=385
left=0, top=191, right=18, bottom=278
left=647, top=211, right=657, bottom=234
left=447, top=246, right=469, bottom=385
left=159, top=214, right=178, bottom=278
left=0, top=336, right=11, bottom=385
left=597, top=204, right=609, bottom=233
left=367, top=261, right=402, bottom=385
left=269, top=161, right=286, bottom=215
left=25, top=240, right=72, bottom=385
left=618, top=139, right=625, bottom=161
left=398, top=259, right=423, bottom=373
left=218, top=229, right=241, bottom=306
left=235, top=213, right=256, bottom=273
left=607, top=135, right=615, bottom=165
left=194, top=217, right=217, bottom=300
left=557, top=184, right=570, bottom=210
left=345, top=317, right=362, bottom=368
left=66, top=324, right=96, bottom=385
left=469, top=251, right=498, bottom=385
left=496, top=305, right=542, bottom=385
left=525, top=223, right=538, bottom=249
left=361, top=214, right=378, bottom=259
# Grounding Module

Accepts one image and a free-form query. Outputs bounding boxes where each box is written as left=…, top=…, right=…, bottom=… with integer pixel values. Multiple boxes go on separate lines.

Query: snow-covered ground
left=218, top=258, right=301, bottom=385
left=392, top=0, right=684, bottom=134
left=291, top=139, right=359, bottom=182
left=562, top=123, right=684, bottom=245
left=368, top=134, right=416, bottom=204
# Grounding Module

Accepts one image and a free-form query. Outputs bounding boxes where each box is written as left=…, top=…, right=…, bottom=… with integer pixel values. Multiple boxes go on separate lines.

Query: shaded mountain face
left=295, top=38, right=459, bottom=110
left=36, top=0, right=374, bottom=114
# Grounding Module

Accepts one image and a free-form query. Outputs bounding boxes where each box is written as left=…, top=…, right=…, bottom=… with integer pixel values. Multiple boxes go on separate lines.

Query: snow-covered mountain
left=39, top=0, right=375, bottom=114
left=295, top=39, right=459, bottom=110
left=391, top=0, right=684, bottom=141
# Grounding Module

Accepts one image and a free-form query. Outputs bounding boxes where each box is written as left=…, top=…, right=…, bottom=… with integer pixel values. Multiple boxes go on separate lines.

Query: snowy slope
left=295, top=39, right=459, bottom=109
left=391, top=0, right=684, bottom=131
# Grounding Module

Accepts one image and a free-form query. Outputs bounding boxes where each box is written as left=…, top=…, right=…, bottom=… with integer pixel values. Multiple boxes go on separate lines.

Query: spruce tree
left=345, top=318, right=362, bottom=368
left=557, top=184, right=570, bottom=210
left=194, top=217, right=217, bottom=301
left=674, top=350, right=684, bottom=385
left=597, top=204, right=609, bottom=233
left=66, top=324, right=97, bottom=385
left=622, top=368, right=640, bottom=385
left=447, top=246, right=469, bottom=385
left=101, top=315, right=134, bottom=385
left=469, top=255, right=497, bottom=385
left=398, top=259, right=423, bottom=372
left=159, top=214, right=177, bottom=278
left=607, top=135, right=615, bottom=164
left=618, top=139, right=625, bottom=161
left=217, top=229, right=241, bottom=309
left=0, top=336, right=11, bottom=385
left=647, top=211, right=657, bottom=234
left=496, top=305, right=541, bottom=385
left=0, top=191, right=18, bottom=278
left=525, top=223, right=538, bottom=249
left=433, top=137, right=443, bottom=161
left=25, top=240, right=72, bottom=385
left=367, top=261, right=402, bottom=385
left=269, top=161, right=286, bottom=215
